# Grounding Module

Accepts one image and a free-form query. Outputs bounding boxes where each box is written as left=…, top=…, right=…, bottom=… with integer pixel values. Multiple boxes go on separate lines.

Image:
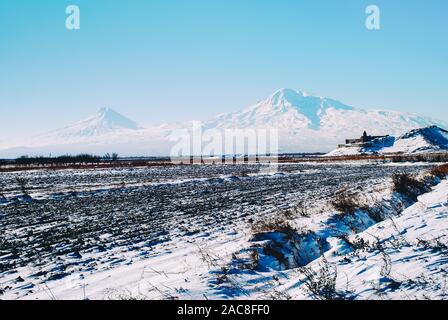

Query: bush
left=417, top=237, right=448, bottom=253
left=430, top=164, right=448, bottom=179
left=300, top=259, right=342, bottom=300
left=337, top=234, right=373, bottom=252
left=391, top=173, right=428, bottom=201
left=330, top=192, right=361, bottom=215
left=295, top=202, right=311, bottom=218
left=251, top=217, right=296, bottom=237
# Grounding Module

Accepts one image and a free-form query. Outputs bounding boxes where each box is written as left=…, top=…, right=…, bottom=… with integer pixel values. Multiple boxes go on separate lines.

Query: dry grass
left=430, top=164, right=448, bottom=179
left=330, top=191, right=361, bottom=215
left=279, top=152, right=448, bottom=164
left=248, top=250, right=260, bottom=270
left=15, top=177, right=29, bottom=197
left=391, top=173, right=428, bottom=201
left=251, top=217, right=296, bottom=236
left=299, top=257, right=346, bottom=300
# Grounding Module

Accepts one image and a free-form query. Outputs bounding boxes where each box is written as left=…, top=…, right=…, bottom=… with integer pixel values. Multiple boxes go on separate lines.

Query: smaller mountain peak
left=84, top=107, right=140, bottom=130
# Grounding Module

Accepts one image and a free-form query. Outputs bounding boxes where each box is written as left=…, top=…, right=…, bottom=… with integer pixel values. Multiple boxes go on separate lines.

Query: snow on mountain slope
left=205, top=89, right=353, bottom=131
left=1, top=89, right=447, bottom=157
left=0, top=108, right=173, bottom=157
left=327, top=125, right=448, bottom=156
left=30, top=108, right=141, bottom=146
left=205, top=88, right=448, bottom=153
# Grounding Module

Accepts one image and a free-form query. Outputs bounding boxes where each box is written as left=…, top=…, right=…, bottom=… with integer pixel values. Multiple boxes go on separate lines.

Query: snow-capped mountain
left=205, top=88, right=448, bottom=153
left=31, top=107, right=141, bottom=146
left=327, top=125, right=448, bottom=156
left=0, top=108, right=169, bottom=157
left=205, top=88, right=353, bottom=130
left=1, top=89, right=447, bottom=157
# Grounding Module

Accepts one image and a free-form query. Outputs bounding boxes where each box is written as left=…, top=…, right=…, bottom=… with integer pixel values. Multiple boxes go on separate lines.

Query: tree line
left=0, top=153, right=119, bottom=166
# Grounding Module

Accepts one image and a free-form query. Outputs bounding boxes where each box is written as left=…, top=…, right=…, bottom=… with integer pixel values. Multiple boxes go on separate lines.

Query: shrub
left=430, top=164, right=448, bottom=179
left=251, top=217, right=296, bottom=237
left=295, top=202, right=311, bottom=218
left=417, top=237, right=448, bottom=253
left=276, top=203, right=311, bottom=221
left=278, top=208, right=296, bottom=220
left=330, top=192, right=361, bottom=215
left=391, top=173, right=428, bottom=201
left=337, top=234, right=372, bottom=252
left=300, top=259, right=341, bottom=300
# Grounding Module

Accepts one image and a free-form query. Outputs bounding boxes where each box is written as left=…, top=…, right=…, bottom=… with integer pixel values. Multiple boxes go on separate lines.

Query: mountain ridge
left=1, top=89, right=447, bottom=157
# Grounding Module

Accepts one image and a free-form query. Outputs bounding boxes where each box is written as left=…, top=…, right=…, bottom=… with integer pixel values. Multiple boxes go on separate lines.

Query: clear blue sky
left=1, top=0, right=447, bottom=140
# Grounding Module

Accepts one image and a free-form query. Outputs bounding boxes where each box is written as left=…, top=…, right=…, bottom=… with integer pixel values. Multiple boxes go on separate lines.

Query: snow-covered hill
left=327, top=125, right=448, bottom=156
left=32, top=108, right=141, bottom=145
left=1, top=89, right=447, bottom=157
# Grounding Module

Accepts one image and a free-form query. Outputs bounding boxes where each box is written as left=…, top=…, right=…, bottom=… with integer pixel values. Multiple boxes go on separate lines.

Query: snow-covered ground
left=323, top=179, right=448, bottom=299
left=327, top=125, right=448, bottom=156
left=238, top=177, right=448, bottom=300
left=0, top=162, right=446, bottom=300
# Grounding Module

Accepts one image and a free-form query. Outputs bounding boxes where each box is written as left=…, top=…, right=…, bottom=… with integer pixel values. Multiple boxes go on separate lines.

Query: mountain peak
left=97, top=107, right=114, bottom=114
left=268, top=88, right=310, bottom=105
left=85, top=108, right=139, bottom=130
left=34, top=108, right=141, bottom=142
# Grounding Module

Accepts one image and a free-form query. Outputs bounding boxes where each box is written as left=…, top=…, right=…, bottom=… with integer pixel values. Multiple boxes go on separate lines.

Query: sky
left=0, top=0, right=447, bottom=140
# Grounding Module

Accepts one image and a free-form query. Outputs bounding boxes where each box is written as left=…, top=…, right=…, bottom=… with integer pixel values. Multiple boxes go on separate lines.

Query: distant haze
left=0, top=1, right=447, bottom=142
